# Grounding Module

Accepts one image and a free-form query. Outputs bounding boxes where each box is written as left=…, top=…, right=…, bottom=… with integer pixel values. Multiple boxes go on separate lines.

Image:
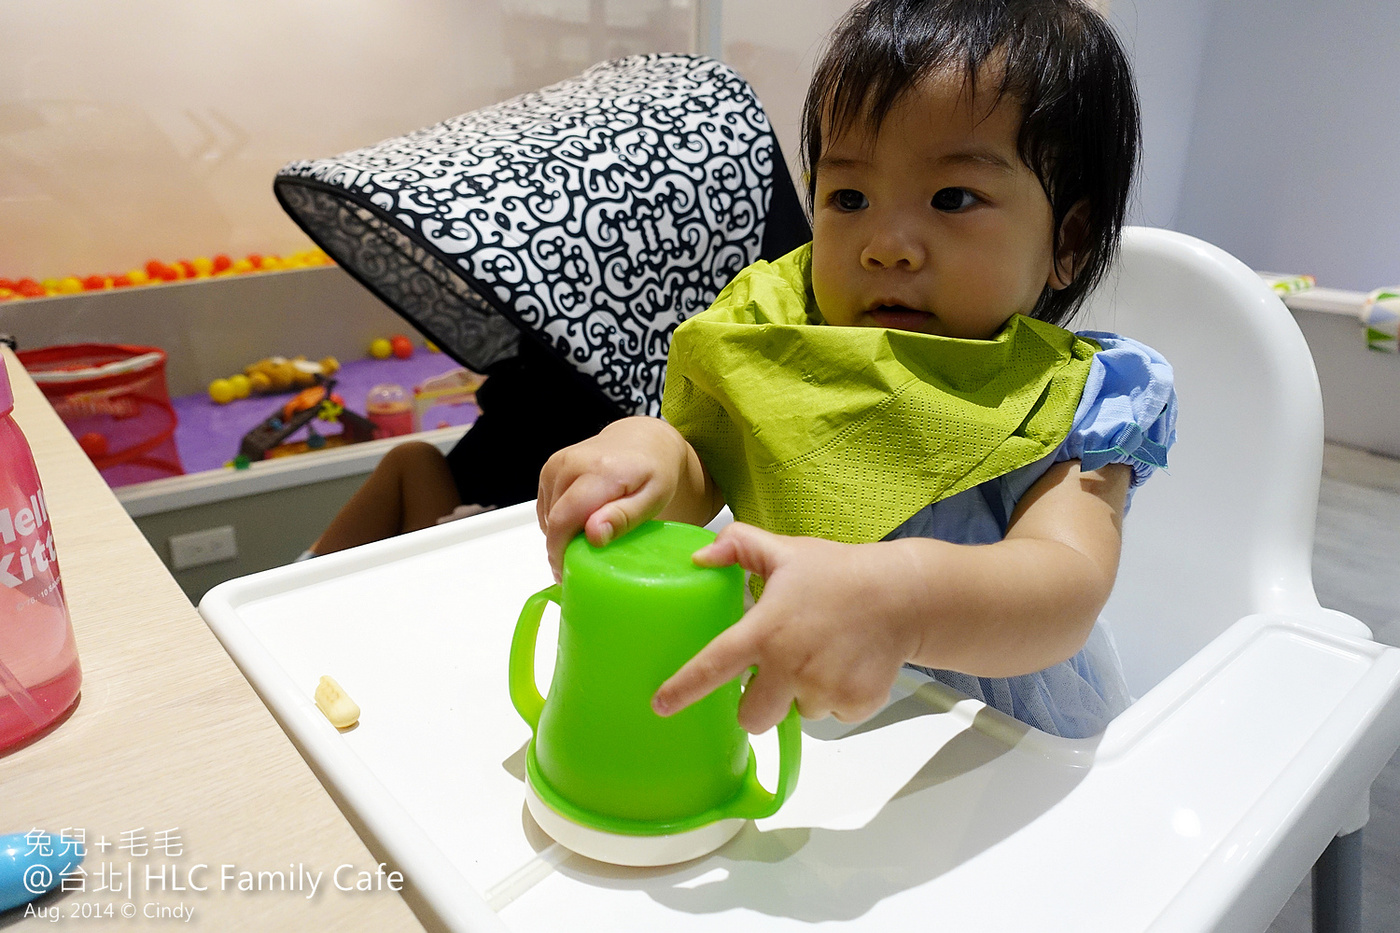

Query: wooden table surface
left=0, top=348, right=426, bottom=930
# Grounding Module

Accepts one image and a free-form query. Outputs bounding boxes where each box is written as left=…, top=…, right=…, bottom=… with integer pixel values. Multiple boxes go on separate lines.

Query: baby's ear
left=1049, top=200, right=1091, bottom=291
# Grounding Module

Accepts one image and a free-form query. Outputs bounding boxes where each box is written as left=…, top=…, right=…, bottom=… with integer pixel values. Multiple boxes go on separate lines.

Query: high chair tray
left=199, top=501, right=1400, bottom=933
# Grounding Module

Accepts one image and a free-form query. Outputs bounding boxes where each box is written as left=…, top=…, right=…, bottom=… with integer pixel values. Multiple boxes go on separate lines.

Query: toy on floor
left=1361, top=287, right=1400, bottom=353
left=365, top=383, right=414, bottom=438
left=413, top=367, right=485, bottom=431
left=18, top=343, right=185, bottom=487
left=238, top=379, right=375, bottom=462
left=208, top=355, right=340, bottom=403
left=369, top=334, right=415, bottom=360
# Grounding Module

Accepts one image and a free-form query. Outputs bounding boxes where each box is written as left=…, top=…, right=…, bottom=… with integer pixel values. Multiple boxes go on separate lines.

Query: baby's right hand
left=536, top=416, right=704, bottom=581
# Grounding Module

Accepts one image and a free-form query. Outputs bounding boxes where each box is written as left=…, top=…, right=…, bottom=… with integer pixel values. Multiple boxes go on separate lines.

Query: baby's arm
left=536, top=416, right=724, bottom=581
left=652, top=460, right=1132, bottom=733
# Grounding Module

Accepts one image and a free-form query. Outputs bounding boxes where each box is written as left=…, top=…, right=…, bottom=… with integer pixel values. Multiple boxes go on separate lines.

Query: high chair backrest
left=1076, top=227, right=1326, bottom=696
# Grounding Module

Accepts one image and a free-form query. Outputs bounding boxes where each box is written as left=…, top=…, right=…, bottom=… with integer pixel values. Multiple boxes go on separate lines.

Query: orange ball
left=78, top=432, right=108, bottom=459
left=389, top=334, right=413, bottom=359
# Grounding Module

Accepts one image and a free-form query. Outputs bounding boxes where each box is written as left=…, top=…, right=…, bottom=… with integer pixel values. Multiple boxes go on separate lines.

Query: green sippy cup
left=510, top=520, right=800, bottom=866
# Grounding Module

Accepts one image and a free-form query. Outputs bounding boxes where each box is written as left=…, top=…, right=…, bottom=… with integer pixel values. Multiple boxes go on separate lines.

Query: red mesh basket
left=17, top=344, right=185, bottom=487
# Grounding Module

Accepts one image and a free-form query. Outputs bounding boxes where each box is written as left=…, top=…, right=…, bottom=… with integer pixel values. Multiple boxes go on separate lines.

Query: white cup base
left=523, top=779, right=746, bottom=867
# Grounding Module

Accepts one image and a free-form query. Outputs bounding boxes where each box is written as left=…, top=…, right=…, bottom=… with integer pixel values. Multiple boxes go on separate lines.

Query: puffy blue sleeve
left=1058, top=332, right=1178, bottom=487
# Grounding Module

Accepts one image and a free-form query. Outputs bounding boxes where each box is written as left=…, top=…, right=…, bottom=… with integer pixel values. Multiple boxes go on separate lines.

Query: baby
left=537, top=0, right=1175, bottom=740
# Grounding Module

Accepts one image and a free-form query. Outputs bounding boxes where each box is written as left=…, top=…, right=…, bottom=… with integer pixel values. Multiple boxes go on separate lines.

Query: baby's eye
left=932, top=188, right=979, bottom=212
left=830, top=189, right=869, bottom=212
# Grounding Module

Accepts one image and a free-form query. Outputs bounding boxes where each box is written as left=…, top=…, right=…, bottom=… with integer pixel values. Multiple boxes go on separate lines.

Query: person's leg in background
left=309, top=440, right=461, bottom=556
left=300, top=341, right=623, bottom=560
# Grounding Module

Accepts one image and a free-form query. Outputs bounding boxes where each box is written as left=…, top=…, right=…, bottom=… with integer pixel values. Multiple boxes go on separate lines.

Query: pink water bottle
left=0, top=356, right=81, bottom=752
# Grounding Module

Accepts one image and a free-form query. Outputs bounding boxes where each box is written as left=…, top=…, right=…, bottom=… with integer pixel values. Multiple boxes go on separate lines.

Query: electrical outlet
left=169, top=526, right=238, bottom=570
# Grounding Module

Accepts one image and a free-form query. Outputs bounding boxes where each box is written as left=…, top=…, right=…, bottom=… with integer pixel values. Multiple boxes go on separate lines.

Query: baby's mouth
left=866, top=304, right=933, bottom=332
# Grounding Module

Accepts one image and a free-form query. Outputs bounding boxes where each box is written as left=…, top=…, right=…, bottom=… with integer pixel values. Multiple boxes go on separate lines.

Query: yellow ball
left=369, top=338, right=392, bottom=360
left=227, top=373, right=251, bottom=399
left=191, top=256, right=214, bottom=276
left=208, top=378, right=236, bottom=404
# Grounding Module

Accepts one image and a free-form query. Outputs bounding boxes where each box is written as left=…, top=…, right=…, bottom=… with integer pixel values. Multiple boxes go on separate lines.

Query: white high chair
left=198, top=227, right=1400, bottom=933
left=1075, top=225, right=1400, bottom=931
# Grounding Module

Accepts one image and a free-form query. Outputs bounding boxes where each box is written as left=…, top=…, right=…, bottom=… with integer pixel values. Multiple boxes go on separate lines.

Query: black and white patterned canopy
left=275, top=54, right=806, bottom=417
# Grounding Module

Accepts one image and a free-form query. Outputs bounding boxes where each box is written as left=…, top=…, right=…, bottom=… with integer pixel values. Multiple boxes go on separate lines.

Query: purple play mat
left=171, top=352, right=478, bottom=475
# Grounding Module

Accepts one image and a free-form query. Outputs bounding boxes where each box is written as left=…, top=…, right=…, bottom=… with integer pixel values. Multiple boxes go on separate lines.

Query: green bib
left=661, top=244, right=1100, bottom=545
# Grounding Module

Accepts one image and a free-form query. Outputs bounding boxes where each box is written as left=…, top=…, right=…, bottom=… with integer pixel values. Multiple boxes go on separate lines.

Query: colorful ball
left=208, top=378, right=236, bottom=404
left=389, top=334, right=413, bottom=359
left=78, top=432, right=108, bottom=459
left=369, top=338, right=392, bottom=360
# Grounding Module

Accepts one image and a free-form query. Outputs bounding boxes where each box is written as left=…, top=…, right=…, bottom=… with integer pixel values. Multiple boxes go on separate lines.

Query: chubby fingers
left=651, top=609, right=812, bottom=733
left=538, top=467, right=670, bottom=581
left=690, top=521, right=786, bottom=577
left=659, top=523, right=896, bottom=732
left=652, top=618, right=773, bottom=729
left=654, top=524, right=793, bottom=732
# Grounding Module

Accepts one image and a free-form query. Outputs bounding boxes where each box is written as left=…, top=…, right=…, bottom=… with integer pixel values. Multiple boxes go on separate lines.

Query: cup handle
left=720, top=703, right=802, bottom=821
left=508, top=584, right=560, bottom=731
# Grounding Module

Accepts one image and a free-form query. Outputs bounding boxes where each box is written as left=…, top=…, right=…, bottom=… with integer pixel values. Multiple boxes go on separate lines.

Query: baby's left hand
left=652, top=523, right=921, bottom=733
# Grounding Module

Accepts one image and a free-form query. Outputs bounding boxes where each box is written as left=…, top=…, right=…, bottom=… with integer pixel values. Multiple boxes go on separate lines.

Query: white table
left=199, top=502, right=1400, bottom=932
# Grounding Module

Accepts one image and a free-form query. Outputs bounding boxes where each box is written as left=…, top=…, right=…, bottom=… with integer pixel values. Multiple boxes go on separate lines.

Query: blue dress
left=894, top=332, right=1177, bottom=739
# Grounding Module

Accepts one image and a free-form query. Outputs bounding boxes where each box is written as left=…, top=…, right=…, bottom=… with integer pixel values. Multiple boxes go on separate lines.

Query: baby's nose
left=861, top=226, right=926, bottom=271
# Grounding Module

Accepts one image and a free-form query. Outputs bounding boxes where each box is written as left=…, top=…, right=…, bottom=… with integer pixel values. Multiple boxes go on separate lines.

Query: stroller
left=274, top=54, right=810, bottom=509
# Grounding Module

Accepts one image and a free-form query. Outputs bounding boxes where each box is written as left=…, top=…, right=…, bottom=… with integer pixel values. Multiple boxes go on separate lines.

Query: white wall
left=720, top=0, right=855, bottom=195
left=1158, top=0, right=1400, bottom=291
left=13, top=1, right=1392, bottom=294
left=0, top=0, right=693, bottom=282
left=1111, top=0, right=1215, bottom=230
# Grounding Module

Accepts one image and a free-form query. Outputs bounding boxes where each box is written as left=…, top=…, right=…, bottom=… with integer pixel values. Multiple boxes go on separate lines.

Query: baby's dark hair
left=801, top=0, right=1140, bottom=326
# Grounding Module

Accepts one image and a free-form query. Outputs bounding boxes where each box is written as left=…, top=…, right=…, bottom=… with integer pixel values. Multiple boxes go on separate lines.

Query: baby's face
left=810, top=71, right=1068, bottom=339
